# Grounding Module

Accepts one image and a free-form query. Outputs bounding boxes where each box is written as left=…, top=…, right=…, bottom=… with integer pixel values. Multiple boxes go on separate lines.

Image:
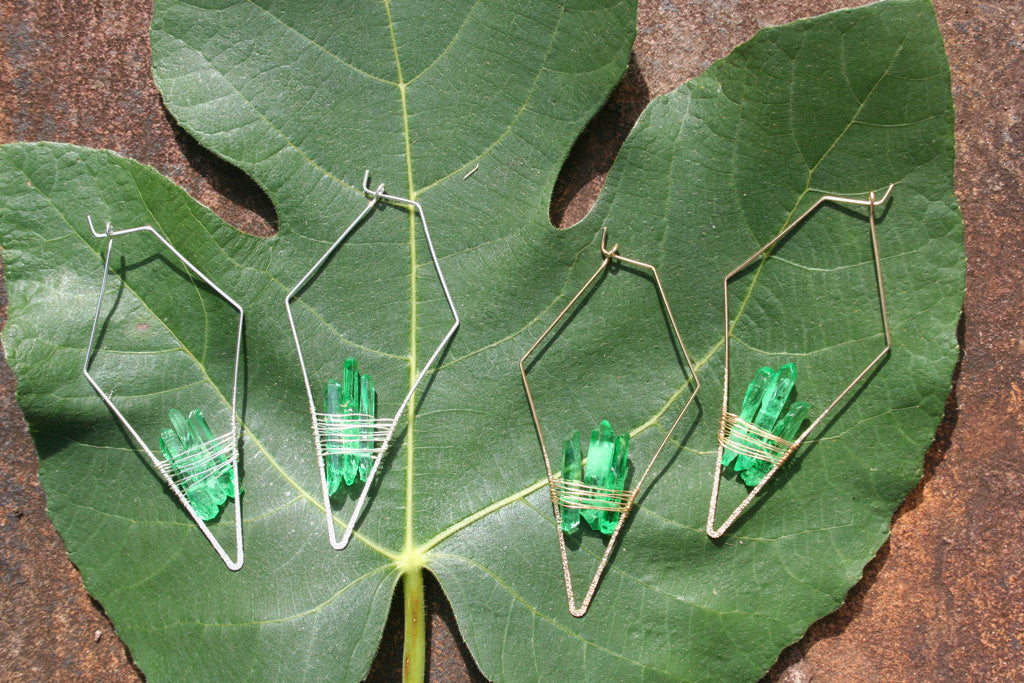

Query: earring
left=520, top=228, right=699, bottom=617
left=83, top=218, right=245, bottom=570
left=707, top=184, right=895, bottom=538
left=285, top=172, right=460, bottom=550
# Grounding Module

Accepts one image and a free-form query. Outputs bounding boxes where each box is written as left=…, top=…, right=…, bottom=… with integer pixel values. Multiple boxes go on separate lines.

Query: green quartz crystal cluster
left=559, top=420, right=630, bottom=535
left=158, top=408, right=237, bottom=521
left=721, top=363, right=811, bottom=486
left=323, top=357, right=376, bottom=495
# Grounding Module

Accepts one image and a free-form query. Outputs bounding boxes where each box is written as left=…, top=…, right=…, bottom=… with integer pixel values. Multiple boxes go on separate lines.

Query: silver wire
left=82, top=217, right=245, bottom=570
left=286, top=172, right=460, bottom=550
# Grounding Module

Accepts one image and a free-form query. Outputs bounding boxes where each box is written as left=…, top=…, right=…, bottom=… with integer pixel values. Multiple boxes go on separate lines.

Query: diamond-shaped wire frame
left=285, top=171, right=460, bottom=551
left=707, top=185, right=895, bottom=539
left=82, top=219, right=245, bottom=570
left=520, top=228, right=700, bottom=617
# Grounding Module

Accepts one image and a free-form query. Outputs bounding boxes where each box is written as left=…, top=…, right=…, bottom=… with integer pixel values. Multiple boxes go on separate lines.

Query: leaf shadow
left=550, top=51, right=651, bottom=229
left=165, top=108, right=278, bottom=237
left=85, top=255, right=129, bottom=372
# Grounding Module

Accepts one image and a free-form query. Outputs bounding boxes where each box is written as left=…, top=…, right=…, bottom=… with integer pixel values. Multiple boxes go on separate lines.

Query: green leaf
left=0, top=0, right=960, bottom=681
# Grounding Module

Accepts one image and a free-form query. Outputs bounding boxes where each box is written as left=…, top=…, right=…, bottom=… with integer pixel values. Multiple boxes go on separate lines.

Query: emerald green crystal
left=559, top=430, right=582, bottom=534
left=563, top=420, right=631, bottom=536
left=721, top=366, right=774, bottom=467
left=323, top=379, right=345, bottom=495
left=158, top=408, right=233, bottom=521
left=739, top=400, right=810, bottom=486
left=735, top=363, right=796, bottom=471
left=189, top=408, right=235, bottom=493
left=739, top=460, right=768, bottom=486
left=776, top=400, right=811, bottom=442
left=322, top=357, right=378, bottom=494
left=599, top=432, right=630, bottom=534
left=724, top=363, right=810, bottom=488
left=580, top=420, right=614, bottom=530
left=357, top=374, right=376, bottom=481
left=168, top=408, right=197, bottom=449
left=341, top=357, right=360, bottom=487
left=755, top=363, right=797, bottom=430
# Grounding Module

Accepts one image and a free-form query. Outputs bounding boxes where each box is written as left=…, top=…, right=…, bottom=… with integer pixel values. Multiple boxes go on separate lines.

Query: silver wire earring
left=707, top=184, right=895, bottom=538
left=285, top=171, right=459, bottom=550
left=83, top=218, right=245, bottom=570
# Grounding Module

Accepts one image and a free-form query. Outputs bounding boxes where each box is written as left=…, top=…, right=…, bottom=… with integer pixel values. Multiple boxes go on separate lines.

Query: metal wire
left=155, top=431, right=237, bottom=491
left=82, top=217, right=245, bottom=570
left=519, top=227, right=700, bottom=617
left=285, top=171, right=460, bottom=550
left=707, top=184, right=895, bottom=538
left=549, top=475, right=633, bottom=513
left=718, top=413, right=794, bottom=464
left=315, top=413, right=396, bottom=459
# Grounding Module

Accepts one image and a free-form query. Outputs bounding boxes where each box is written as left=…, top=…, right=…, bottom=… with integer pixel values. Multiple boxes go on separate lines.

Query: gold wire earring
left=520, top=227, right=699, bottom=616
left=707, top=184, right=894, bottom=538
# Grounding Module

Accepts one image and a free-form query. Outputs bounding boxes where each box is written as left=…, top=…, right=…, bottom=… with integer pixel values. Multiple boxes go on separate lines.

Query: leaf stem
left=402, top=567, right=426, bottom=683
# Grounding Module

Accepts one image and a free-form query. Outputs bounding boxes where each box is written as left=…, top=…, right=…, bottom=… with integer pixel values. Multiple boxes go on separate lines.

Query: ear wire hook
left=288, top=172, right=460, bottom=550
left=707, top=184, right=895, bottom=538
left=600, top=226, right=619, bottom=258
left=83, top=217, right=245, bottom=570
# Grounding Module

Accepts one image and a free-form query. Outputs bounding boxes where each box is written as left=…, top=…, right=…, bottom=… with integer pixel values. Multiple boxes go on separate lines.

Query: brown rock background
left=1, top=0, right=1021, bottom=680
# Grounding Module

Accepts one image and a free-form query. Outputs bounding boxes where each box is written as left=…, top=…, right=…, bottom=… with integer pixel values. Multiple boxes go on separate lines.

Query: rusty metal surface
left=1, top=0, right=1021, bottom=680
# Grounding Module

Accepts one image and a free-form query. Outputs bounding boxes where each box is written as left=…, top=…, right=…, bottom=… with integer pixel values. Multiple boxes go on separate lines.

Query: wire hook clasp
left=867, top=182, right=895, bottom=222
left=86, top=215, right=114, bottom=238
left=361, top=170, right=386, bottom=201
left=600, top=226, right=619, bottom=259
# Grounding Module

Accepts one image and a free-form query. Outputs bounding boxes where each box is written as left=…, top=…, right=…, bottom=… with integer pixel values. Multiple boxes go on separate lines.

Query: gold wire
left=519, top=227, right=700, bottom=617
left=718, top=413, right=794, bottom=463
left=549, top=475, right=634, bottom=513
left=707, top=185, right=895, bottom=538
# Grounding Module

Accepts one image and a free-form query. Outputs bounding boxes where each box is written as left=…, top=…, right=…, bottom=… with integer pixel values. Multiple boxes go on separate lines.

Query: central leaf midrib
left=382, top=0, right=419, bottom=555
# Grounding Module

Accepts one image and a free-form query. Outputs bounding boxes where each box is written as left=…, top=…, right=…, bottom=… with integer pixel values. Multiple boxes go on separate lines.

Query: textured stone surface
left=2, top=0, right=1022, bottom=680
